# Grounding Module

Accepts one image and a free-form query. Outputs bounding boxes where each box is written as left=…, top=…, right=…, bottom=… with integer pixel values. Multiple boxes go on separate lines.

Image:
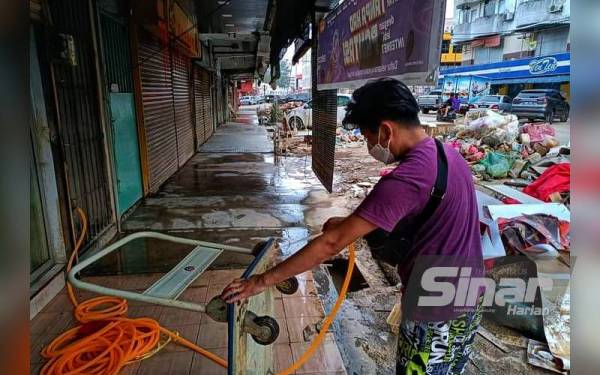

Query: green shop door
left=110, top=93, right=143, bottom=215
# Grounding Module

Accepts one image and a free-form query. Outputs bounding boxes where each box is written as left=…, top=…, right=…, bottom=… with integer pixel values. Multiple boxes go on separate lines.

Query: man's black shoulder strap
left=418, top=138, right=448, bottom=227
left=390, top=137, right=448, bottom=234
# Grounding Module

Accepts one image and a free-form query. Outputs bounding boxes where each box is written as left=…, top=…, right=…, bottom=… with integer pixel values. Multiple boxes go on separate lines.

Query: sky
left=446, top=0, right=454, bottom=19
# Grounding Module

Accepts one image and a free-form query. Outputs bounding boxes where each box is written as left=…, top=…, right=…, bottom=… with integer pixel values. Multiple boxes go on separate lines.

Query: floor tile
left=274, top=318, right=290, bottom=344
left=161, top=324, right=201, bottom=353
left=128, top=305, right=164, bottom=321
left=206, top=283, right=228, bottom=302
left=282, top=279, right=317, bottom=299
left=204, top=269, right=244, bottom=285
left=136, top=350, right=194, bottom=375
left=160, top=304, right=204, bottom=326
left=190, top=348, right=227, bottom=375
left=30, top=311, right=75, bottom=337
left=274, top=298, right=285, bottom=318
left=30, top=362, right=43, bottom=375
left=291, top=340, right=345, bottom=373
left=30, top=334, right=55, bottom=365
left=41, top=292, right=71, bottom=313
left=196, top=320, right=229, bottom=349
left=191, top=271, right=211, bottom=287
left=274, top=343, right=295, bottom=373
left=178, top=286, right=208, bottom=303
left=286, top=317, right=325, bottom=343
left=282, top=297, right=324, bottom=318
left=120, top=360, right=141, bottom=375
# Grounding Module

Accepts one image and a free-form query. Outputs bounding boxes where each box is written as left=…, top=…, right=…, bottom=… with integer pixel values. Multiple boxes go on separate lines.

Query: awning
left=491, top=74, right=570, bottom=85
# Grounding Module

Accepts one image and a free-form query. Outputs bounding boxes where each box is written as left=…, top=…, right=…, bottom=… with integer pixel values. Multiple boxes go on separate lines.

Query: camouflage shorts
left=396, top=303, right=483, bottom=375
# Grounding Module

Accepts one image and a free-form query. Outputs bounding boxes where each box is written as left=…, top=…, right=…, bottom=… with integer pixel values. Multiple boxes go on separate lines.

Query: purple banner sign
left=316, top=0, right=446, bottom=90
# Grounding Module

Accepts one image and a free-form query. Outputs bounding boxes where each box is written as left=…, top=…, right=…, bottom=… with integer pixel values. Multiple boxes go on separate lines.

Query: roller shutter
left=311, top=30, right=337, bottom=193
left=201, top=69, right=214, bottom=139
left=171, top=50, right=194, bottom=165
left=193, top=66, right=214, bottom=146
left=139, top=33, right=178, bottom=193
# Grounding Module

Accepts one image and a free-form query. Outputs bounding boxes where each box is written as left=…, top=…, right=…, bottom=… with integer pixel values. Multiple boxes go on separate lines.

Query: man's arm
left=221, top=214, right=377, bottom=303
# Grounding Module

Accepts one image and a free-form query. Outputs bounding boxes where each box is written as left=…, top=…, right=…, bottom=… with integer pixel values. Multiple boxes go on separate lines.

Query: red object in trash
left=523, top=163, right=570, bottom=202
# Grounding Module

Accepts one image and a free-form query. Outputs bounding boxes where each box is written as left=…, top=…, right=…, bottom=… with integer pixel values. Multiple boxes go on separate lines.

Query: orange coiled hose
left=40, top=208, right=227, bottom=375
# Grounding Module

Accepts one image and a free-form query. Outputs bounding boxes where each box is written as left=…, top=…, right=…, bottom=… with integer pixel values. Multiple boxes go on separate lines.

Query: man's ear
left=379, top=121, right=394, bottom=139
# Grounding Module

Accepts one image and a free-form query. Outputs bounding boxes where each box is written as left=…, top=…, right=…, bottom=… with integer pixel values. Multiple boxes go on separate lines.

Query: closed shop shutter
left=201, top=69, right=214, bottom=139
left=139, top=33, right=178, bottom=193
left=193, top=68, right=206, bottom=146
left=311, top=34, right=337, bottom=193
left=171, top=50, right=194, bottom=165
left=193, top=66, right=214, bottom=146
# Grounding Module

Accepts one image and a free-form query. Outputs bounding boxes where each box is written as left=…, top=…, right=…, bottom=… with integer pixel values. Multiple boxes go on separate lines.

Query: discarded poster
left=316, top=0, right=446, bottom=90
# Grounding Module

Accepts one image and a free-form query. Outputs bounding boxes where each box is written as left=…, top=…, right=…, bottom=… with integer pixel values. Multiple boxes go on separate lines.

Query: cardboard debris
left=527, top=339, right=568, bottom=374
left=386, top=303, right=402, bottom=335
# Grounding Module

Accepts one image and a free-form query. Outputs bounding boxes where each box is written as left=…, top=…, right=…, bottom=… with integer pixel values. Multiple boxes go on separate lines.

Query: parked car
left=239, top=96, right=257, bottom=105
left=417, top=90, right=444, bottom=114
left=288, top=92, right=311, bottom=103
left=285, top=94, right=351, bottom=130
left=473, top=95, right=512, bottom=113
left=255, top=96, right=265, bottom=104
left=511, top=89, right=569, bottom=123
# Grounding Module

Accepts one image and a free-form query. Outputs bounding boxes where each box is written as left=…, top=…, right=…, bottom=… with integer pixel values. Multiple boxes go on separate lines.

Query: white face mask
left=368, top=127, right=396, bottom=164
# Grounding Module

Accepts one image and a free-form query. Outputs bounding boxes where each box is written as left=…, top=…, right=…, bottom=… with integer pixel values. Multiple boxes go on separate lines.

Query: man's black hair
left=342, top=78, right=421, bottom=133
left=449, top=93, right=455, bottom=97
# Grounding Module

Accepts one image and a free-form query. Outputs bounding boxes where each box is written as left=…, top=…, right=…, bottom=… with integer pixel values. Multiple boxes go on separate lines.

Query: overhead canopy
left=439, top=52, right=570, bottom=84
left=194, top=0, right=338, bottom=81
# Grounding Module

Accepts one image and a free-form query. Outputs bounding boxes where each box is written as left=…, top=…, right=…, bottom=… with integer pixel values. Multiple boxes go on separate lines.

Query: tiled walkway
left=31, top=115, right=347, bottom=374
left=31, top=269, right=345, bottom=374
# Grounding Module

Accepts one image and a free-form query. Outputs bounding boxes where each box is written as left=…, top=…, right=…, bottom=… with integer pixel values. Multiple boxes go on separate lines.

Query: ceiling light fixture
left=224, top=24, right=235, bottom=27
left=221, top=14, right=233, bottom=17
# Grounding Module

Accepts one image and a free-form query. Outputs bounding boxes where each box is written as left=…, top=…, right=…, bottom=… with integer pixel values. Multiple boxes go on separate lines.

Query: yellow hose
left=278, top=242, right=356, bottom=375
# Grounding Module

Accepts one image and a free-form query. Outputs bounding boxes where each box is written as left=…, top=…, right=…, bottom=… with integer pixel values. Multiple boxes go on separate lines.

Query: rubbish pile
left=444, top=109, right=570, bottom=201
left=336, top=127, right=364, bottom=146
left=478, top=200, right=571, bottom=374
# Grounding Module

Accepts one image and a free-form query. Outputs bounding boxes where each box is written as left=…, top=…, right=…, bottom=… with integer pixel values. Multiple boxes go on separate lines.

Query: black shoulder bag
left=365, top=138, right=448, bottom=266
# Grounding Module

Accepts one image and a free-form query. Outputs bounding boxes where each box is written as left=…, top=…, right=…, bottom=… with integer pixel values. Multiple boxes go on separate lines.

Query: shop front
left=439, top=52, right=571, bottom=100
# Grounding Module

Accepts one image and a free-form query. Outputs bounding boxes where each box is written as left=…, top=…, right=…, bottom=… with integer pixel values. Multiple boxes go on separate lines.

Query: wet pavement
left=86, top=114, right=352, bottom=277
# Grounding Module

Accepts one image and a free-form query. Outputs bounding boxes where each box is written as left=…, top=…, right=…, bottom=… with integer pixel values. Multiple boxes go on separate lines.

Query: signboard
left=442, top=75, right=491, bottom=100
left=135, top=0, right=199, bottom=57
left=316, top=0, right=446, bottom=90
left=169, top=2, right=200, bottom=57
left=529, top=56, right=558, bottom=75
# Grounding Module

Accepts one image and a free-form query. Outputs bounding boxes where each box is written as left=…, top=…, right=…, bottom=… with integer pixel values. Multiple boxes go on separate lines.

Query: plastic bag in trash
left=478, top=151, right=513, bottom=178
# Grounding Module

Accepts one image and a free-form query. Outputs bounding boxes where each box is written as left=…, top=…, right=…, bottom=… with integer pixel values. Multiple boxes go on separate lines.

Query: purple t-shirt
left=355, top=137, right=483, bottom=321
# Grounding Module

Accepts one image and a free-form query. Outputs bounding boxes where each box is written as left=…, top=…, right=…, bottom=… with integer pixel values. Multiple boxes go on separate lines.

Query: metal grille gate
left=99, top=11, right=133, bottom=93
left=311, top=26, right=338, bottom=193
left=49, top=0, right=113, bottom=241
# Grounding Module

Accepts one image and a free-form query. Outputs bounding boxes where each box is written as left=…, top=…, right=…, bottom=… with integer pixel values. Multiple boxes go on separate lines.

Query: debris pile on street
left=336, top=128, right=364, bottom=146
left=442, top=110, right=570, bottom=196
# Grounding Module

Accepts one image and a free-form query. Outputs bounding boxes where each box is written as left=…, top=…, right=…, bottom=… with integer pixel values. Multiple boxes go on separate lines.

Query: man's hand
left=221, top=274, right=267, bottom=303
left=322, top=216, right=346, bottom=232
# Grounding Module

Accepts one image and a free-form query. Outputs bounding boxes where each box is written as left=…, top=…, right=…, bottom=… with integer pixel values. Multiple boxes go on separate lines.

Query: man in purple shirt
left=222, top=78, right=483, bottom=374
